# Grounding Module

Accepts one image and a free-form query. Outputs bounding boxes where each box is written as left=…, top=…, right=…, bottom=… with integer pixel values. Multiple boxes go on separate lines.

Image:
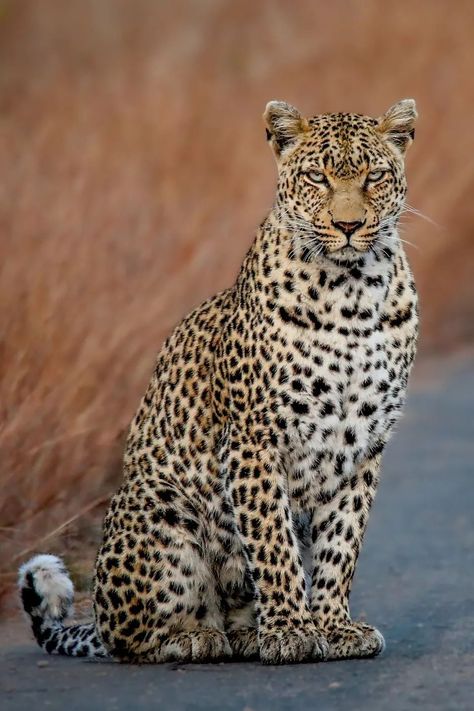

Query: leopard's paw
left=259, top=625, right=328, bottom=665
left=227, top=627, right=259, bottom=660
left=159, top=629, right=232, bottom=663
left=326, top=621, right=385, bottom=660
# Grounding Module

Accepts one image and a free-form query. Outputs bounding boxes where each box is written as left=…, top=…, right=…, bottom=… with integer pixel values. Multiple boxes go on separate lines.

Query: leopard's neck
left=236, top=210, right=403, bottom=316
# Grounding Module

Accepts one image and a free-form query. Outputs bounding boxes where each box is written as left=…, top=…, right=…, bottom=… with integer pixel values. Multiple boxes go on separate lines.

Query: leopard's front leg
left=310, top=452, right=385, bottom=660
left=228, top=426, right=328, bottom=664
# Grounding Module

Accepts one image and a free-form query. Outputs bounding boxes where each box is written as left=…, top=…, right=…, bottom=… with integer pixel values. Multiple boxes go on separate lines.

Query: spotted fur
left=20, top=99, right=419, bottom=665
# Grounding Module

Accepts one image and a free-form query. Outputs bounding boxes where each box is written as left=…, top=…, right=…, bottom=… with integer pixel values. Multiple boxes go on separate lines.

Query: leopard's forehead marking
left=300, top=113, right=388, bottom=178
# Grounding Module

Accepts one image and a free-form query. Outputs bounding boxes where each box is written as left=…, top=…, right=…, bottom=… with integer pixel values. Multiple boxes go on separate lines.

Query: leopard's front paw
left=259, top=625, right=328, bottom=665
left=326, top=621, right=385, bottom=660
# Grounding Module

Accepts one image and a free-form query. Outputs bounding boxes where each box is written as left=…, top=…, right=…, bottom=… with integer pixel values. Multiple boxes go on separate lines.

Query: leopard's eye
left=304, top=171, right=327, bottom=186
left=366, top=170, right=386, bottom=183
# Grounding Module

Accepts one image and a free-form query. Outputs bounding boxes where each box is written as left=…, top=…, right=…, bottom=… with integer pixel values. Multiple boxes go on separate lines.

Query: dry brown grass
left=1, top=0, right=473, bottom=606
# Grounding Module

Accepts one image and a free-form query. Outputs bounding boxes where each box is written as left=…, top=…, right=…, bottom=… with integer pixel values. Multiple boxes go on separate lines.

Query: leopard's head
left=264, top=99, right=417, bottom=263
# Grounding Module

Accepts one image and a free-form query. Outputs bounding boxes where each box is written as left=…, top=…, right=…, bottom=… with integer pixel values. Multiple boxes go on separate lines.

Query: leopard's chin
left=325, top=244, right=366, bottom=265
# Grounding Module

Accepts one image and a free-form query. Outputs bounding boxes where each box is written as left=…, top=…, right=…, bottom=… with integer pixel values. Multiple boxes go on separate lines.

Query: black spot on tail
left=21, top=572, right=42, bottom=613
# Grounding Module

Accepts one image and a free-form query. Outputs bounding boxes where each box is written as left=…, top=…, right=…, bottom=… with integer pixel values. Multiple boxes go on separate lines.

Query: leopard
left=19, top=98, right=419, bottom=665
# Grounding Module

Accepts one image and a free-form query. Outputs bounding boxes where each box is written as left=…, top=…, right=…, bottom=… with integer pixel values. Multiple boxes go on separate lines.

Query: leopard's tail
left=18, top=554, right=108, bottom=658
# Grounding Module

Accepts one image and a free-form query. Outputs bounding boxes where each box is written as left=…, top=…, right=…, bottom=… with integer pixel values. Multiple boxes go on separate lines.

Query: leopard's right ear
left=263, top=101, right=309, bottom=159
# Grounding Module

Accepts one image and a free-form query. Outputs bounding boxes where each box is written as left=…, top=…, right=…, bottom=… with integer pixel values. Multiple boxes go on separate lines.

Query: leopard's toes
left=259, top=626, right=328, bottom=665
left=161, top=629, right=232, bottom=663
left=326, top=621, right=385, bottom=660
left=227, top=627, right=259, bottom=660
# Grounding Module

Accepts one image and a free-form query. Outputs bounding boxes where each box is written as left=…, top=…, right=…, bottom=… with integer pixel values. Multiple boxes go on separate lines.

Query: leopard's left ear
left=377, top=99, right=418, bottom=155
left=263, top=100, right=309, bottom=159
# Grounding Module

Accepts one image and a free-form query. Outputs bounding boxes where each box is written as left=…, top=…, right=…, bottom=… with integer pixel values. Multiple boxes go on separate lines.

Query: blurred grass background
left=1, top=0, right=473, bottom=607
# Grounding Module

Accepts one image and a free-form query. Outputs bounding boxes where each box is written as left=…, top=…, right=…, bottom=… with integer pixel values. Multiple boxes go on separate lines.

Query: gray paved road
left=1, top=355, right=473, bottom=711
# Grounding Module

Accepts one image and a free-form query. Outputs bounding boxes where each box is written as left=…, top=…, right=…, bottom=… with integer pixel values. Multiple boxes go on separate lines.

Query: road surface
left=1, top=353, right=473, bottom=711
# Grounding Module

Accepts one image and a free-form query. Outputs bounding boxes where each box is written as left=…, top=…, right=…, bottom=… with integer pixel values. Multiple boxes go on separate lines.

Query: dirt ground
left=1, top=353, right=473, bottom=711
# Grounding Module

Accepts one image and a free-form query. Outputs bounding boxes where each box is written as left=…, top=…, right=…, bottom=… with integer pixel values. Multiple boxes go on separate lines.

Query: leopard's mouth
left=349, top=231, right=381, bottom=252
left=292, top=225, right=392, bottom=264
left=310, top=227, right=382, bottom=255
left=328, top=229, right=388, bottom=257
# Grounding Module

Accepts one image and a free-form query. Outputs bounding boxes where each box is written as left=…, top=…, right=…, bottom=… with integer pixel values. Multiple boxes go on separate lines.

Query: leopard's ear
left=263, top=101, right=309, bottom=158
left=377, top=99, right=418, bottom=155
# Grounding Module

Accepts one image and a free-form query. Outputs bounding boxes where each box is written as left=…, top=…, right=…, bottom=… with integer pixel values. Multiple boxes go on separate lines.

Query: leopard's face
left=264, top=100, right=417, bottom=262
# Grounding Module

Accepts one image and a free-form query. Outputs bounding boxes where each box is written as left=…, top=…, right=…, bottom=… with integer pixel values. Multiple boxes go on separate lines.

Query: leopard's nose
left=332, top=220, right=365, bottom=237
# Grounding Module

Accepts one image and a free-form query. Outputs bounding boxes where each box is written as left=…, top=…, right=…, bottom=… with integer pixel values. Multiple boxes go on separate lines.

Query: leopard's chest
left=283, top=341, right=391, bottom=508
left=270, top=280, right=412, bottom=511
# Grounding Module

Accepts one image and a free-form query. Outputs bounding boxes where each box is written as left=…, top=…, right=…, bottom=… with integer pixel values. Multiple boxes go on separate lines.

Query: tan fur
left=20, top=100, right=418, bottom=665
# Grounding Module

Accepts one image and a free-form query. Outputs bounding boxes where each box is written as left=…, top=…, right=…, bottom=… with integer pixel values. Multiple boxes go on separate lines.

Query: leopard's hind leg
left=94, top=482, right=231, bottom=664
left=222, top=564, right=259, bottom=660
left=226, top=601, right=259, bottom=661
